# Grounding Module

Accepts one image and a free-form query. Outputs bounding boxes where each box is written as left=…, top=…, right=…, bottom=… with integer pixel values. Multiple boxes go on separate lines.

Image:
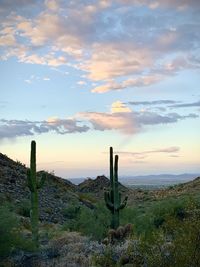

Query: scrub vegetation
left=0, top=142, right=200, bottom=266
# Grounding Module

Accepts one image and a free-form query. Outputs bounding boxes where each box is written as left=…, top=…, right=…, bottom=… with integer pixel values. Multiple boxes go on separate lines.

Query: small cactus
left=104, top=147, right=128, bottom=229
left=107, top=223, right=133, bottom=243
left=27, top=140, right=45, bottom=248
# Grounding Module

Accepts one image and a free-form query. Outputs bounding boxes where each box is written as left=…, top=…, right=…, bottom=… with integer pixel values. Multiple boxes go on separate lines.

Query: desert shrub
left=40, top=222, right=62, bottom=242
left=16, top=199, right=30, bottom=217
left=84, top=203, right=110, bottom=239
left=0, top=204, right=36, bottom=258
left=0, top=205, right=20, bottom=257
left=120, top=206, right=154, bottom=237
left=62, top=203, right=81, bottom=219
left=78, top=193, right=97, bottom=203
left=121, top=197, right=200, bottom=267
left=153, top=216, right=165, bottom=228
left=0, top=205, right=32, bottom=257
left=120, top=196, right=196, bottom=239
left=92, top=246, right=116, bottom=267
left=163, top=216, right=200, bottom=266
left=138, top=210, right=200, bottom=267
left=63, top=202, right=110, bottom=240
left=152, top=197, right=187, bottom=216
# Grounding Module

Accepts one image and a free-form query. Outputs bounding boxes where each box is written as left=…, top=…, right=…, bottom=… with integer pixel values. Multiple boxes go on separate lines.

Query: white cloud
left=79, top=102, right=198, bottom=134
left=79, top=111, right=140, bottom=134
left=45, top=0, right=60, bottom=11
left=19, top=54, right=68, bottom=67
left=117, top=0, right=200, bottom=10
left=0, top=34, right=16, bottom=46
left=0, top=117, right=90, bottom=139
left=111, top=101, right=132, bottom=113
left=92, top=74, right=163, bottom=93
left=81, top=43, right=154, bottom=81
left=115, top=146, right=180, bottom=159
left=0, top=100, right=198, bottom=138
left=25, top=79, right=31, bottom=84
left=77, top=80, right=86, bottom=85
left=0, top=0, right=199, bottom=94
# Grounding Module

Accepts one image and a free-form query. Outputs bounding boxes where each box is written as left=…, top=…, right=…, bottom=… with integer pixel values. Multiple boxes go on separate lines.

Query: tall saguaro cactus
left=27, top=140, right=45, bottom=248
left=104, top=147, right=128, bottom=229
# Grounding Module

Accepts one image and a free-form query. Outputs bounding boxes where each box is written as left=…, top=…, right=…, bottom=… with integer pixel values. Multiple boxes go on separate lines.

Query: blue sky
left=0, top=0, right=200, bottom=178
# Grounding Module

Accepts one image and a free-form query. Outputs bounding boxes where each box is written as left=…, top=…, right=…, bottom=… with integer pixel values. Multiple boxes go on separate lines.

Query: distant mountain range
left=69, top=173, right=199, bottom=187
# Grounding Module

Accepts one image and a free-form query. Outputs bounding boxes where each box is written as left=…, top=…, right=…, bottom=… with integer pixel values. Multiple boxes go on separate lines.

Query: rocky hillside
left=1, top=152, right=199, bottom=223
left=1, top=153, right=200, bottom=267
left=0, top=153, right=131, bottom=224
left=153, top=175, right=200, bottom=199
left=0, top=153, right=101, bottom=224
left=78, top=175, right=129, bottom=196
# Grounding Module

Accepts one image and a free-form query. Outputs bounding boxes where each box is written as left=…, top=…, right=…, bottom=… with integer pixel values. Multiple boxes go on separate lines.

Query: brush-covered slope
left=0, top=153, right=79, bottom=224
left=1, top=152, right=199, bottom=222
left=0, top=153, right=130, bottom=224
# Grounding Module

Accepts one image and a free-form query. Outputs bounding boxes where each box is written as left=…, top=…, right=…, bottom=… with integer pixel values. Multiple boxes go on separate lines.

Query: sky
left=0, top=0, right=200, bottom=178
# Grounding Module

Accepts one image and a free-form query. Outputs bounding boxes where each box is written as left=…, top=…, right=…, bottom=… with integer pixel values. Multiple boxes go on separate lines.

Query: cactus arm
left=37, top=172, right=46, bottom=189
left=104, top=190, right=114, bottom=211
left=118, top=196, right=128, bottom=211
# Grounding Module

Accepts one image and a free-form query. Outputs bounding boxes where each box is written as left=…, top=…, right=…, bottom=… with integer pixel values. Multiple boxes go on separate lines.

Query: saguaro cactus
left=27, top=140, right=45, bottom=248
left=104, top=147, right=128, bottom=229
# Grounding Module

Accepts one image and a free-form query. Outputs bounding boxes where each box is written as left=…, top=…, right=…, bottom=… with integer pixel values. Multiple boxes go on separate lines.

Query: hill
left=1, top=152, right=199, bottom=220
left=78, top=175, right=129, bottom=196
left=0, top=153, right=88, bottom=224
left=0, top=153, right=200, bottom=266
left=0, top=153, right=131, bottom=224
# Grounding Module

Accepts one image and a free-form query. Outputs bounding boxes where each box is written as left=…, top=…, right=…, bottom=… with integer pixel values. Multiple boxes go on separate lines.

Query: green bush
left=138, top=208, right=200, bottom=267
left=0, top=205, right=19, bottom=257
left=63, top=202, right=111, bottom=240
left=62, top=203, right=81, bottom=219
left=16, top=199, right=30, bottom=217
left=0, top=204, right=35, bottom=258
left=92, top=246, right=116, bottom=267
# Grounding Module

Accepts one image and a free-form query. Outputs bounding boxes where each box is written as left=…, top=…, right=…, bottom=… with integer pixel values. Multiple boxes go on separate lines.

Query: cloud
left=45, top=0, right=60, bottom=11
left=127, top=99, right=200, bottom=112
left=79, top=111, right=139, bottom=134
left=79, top=103, right=199, bottom=134
left=127, top=100, right=178, bottom=106
left=0, top=33, right=16, bottom=46
left=0, top=0, right=200, bottom=95
left=43, top=77, right=50, bottom=81
left=24, top=75, right=50, bottom=83
left=0, top=0, right=39, bottom=13
left=169, top=100, right=200, bottom=108
left=111, top=101, right=132, bottom=113
left=135, top=111, right=198, bottom=125
left=91, top=74, right=163, bottom=93
left=115, top=146, right=180, bottom=159
left=77, top=80, right=87, bottom=85
left=82, top=43, right=154, bottom=81
left=117, top=0, right=200, bottom=10
left=19, top=53, right=68, bottom=67
left=0, top=100, right=198, bottom=138
left=0, top=118, right=89, bottom=139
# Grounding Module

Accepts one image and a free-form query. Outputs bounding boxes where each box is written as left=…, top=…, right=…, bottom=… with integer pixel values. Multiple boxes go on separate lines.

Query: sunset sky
left=0, top=0, right=200, bottom=178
